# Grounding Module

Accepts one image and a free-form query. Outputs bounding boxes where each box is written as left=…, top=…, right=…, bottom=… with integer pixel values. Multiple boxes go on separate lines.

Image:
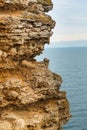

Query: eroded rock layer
left=0, top=0, right=70, bottom=130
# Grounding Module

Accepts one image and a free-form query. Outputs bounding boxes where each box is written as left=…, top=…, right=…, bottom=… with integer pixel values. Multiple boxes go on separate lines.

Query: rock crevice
left=0, top=0, right=70, bottom=130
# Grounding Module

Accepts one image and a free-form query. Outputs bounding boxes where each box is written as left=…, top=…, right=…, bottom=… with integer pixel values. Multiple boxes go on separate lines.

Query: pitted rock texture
left=0, top=0, right=53, bottom=12
left=0, top=1, right=55, bottom=69
left=0, top=0, right=70, bottom=130
left=0, top=61, right=70, bottom=130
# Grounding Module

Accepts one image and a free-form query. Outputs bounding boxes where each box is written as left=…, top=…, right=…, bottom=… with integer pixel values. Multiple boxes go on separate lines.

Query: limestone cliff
left=0, top=0, right=70, bottom=130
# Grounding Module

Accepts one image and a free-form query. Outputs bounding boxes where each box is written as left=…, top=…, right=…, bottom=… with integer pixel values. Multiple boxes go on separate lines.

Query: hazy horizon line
left=45, top=40, right=87, bottom=48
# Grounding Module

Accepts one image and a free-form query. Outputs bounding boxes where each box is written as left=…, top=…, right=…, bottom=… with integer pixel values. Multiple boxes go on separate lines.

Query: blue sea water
left=36, top=47, right=87, bottom=130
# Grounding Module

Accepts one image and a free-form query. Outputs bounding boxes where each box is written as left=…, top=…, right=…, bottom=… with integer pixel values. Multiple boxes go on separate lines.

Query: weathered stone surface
left=0, top=61, right=70, bottom=130
left=0, top=0, right=53, bottom=12
left=0, top=11, right=55, bottom=66
left=0, top=0, right=70, bottom=130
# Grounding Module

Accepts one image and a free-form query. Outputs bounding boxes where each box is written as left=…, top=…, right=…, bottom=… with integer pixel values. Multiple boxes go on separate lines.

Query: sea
left=36, top=47, right=87, bottom=130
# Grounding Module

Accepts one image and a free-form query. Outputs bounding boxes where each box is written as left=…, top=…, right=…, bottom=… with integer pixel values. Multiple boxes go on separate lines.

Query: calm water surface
left=36, top=47, right=87, bottom=130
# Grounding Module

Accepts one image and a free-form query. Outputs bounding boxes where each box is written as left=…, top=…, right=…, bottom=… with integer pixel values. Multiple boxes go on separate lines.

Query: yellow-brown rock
left=0, top=0, right=70, bottom=130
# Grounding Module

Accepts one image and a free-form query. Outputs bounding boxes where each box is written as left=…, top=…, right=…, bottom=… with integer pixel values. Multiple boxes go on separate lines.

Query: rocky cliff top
left=0, top=0, right=53, bottom=11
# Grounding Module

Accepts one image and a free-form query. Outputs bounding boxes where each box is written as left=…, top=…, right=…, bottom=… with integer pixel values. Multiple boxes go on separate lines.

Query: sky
left=49, top=0, right=87, bottom=43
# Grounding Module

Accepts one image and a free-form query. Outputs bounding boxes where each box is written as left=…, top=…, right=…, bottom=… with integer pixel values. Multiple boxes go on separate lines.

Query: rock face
left=0, top=0, right=70, bottom=130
